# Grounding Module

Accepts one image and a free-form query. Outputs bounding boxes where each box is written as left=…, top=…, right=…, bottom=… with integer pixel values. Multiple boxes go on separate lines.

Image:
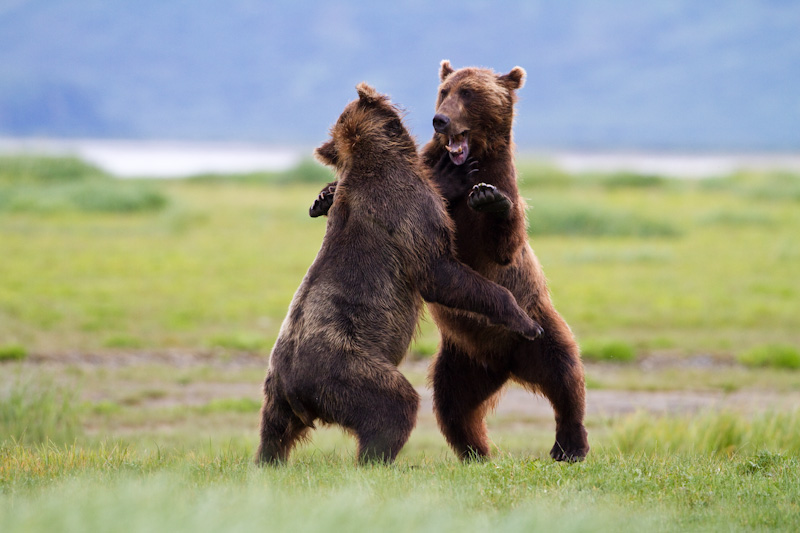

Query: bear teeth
left=446, top=132, right=468, bottom=154
left=446, top=144, right=463, bottom=155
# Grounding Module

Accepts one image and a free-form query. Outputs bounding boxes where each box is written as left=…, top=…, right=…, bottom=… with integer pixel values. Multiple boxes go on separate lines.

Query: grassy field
left=2, top=155, right=800, bottom=531
left=2, top=362, right=800, bottom=532
left=2, top=443, right=799, bottom=532
left=2, top=375, right=800, bottom=532
left=1, top=156, right=798, bottom=360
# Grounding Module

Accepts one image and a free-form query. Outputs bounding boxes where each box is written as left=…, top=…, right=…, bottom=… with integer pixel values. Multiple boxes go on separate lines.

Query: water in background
left=1, top=138, right=800, bottom=179
left=0, top=138, right=303, bottom=178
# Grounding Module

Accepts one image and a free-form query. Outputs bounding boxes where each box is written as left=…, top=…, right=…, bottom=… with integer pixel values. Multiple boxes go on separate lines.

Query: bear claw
left=466, top=158, right=480, bottom=176
left=526, top=322, right=545, bottom=340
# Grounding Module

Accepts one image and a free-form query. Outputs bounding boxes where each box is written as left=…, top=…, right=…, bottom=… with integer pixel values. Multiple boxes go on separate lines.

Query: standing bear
left=258, top=83, right=543, bottom=465
left=421, top=60, right=590, bottom=462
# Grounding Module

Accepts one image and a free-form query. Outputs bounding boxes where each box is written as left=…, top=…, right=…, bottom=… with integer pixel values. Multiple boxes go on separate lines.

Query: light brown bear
left=258, top=83, right=543, bottom=465
left=422, top=61, right=590, bottom=462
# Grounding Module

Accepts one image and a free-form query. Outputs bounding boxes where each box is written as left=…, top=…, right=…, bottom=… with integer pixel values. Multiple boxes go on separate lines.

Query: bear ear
left=314, top=139, right=338, bottom=167
left=498, top=66, right=526, bottom=90
left=440, top=59, right=455, bottom=81
left=355, top=82, right=383, bottom=105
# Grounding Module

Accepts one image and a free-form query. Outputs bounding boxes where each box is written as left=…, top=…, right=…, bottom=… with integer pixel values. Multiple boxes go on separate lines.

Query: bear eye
left=440, top=88, right=449, bottom=99
left=459, top=88, right=473, bottom=99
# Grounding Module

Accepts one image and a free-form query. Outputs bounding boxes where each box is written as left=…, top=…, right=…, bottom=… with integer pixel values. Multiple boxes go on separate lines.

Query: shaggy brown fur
left=257, top=83, right=543, bottom=465
left=422, top=60, right=590, bottom=462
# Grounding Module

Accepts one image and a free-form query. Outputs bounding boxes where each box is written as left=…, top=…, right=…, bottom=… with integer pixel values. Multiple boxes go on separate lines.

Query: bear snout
left=433, top=113, right=450, bottom=133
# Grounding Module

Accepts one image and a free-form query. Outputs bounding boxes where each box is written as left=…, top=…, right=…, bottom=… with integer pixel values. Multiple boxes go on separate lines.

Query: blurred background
left=1, top=0, right=799, bottom=159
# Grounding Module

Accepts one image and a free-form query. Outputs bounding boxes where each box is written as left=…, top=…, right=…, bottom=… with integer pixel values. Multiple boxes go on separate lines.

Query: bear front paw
left=309, top=186, right=336, bottom=218
left=468, top=183, right=512, bottom=215
left=523, top=321, right=545, bottom=341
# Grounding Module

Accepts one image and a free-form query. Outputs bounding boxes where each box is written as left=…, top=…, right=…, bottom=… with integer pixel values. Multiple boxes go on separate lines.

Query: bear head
left=315, top=83, right=415, bottom=175
left=432, top=60, right=525, bottom=165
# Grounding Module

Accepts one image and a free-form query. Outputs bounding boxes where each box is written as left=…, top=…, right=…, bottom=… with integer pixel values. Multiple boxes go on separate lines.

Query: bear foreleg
left=421, top=257, right=543, bottom=340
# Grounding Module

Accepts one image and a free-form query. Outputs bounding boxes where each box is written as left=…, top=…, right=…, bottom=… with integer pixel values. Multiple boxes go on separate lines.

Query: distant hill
left=1, top=0, right=798, bottom=150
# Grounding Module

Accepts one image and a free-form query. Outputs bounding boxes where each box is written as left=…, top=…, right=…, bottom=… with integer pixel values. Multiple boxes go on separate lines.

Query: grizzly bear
left=422, top=60, right=590, bottom=462
left=257, top=83, right=543, bottom=465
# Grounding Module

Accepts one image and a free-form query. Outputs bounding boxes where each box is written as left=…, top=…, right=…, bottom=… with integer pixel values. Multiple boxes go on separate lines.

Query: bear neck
left=479, top=113, right=515, bottom=155
left=346, top=143, right=415, bottom=174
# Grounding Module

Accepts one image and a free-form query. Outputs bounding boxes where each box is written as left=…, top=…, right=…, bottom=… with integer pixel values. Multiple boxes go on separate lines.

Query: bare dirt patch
left=10, top=351, right=799, bottom=419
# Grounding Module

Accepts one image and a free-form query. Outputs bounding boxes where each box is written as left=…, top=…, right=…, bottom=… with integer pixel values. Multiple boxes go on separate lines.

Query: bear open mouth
left=446, top=131, right=469, bottom=166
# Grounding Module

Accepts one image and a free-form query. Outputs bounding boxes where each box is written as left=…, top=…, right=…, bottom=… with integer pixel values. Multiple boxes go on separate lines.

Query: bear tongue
left=446, top=134, right=469, bottom=166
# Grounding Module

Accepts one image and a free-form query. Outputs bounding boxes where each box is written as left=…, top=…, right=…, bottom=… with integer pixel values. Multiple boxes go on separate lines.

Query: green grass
left=207, top=331, right=272, bottom=353
left=0, top=155, right=108, bottom=184
left=737, top=344, right=800, bottom=370
left=3, top=355, right=800, bottom=532
left=584, top=363, right=800, bottom=392
left=0, top=156, right=169, bottom=213
left=0, top=377, right=82, bottom=445
left=610, top=410, right=800, bottom=455
left=2, top=365, right=800, bottom=530
left=0, top=181, right=325, bottom=353
left=2, top=156, right=800, bottom=531
left=527, top=196, right=681, bottom=238
left=1, top=156, right=798, bottom=358
left=580, top=339, right=637, bottom=363
left=0, top=344, right=27, bottom=361
left=2, top=420, right=800, bottom=532
left=199, top=397, right=262, bottom=414
left=701, top=170, right=800, bottom=201
left=519, top=169, right=800, bottom=357
left=187, top=156, right=334, bottom=184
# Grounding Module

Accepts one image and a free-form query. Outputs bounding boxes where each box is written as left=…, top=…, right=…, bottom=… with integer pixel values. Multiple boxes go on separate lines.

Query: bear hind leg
left=353, top=382, right=418, bottom=465
left=256, top=374, right=310, bottom=465
left=431, top=343, right=510, bottom=461
left=355, top=419, right=414, bottom=465
left=327, top=366, right=419, bottom=465
left=511, top=316, right=589, bottom=462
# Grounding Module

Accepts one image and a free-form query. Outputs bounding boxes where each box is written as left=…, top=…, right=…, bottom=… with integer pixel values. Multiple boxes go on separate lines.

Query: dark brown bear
left=422, top=60, right=590, bottom=462
left=257, top=83, right=543, bottom=465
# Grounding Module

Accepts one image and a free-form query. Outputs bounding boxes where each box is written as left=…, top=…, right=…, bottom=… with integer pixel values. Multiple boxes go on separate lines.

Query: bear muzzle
left=445, top=131, right=470, bottom=166
left=433, top=113, right=470, bottom=165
